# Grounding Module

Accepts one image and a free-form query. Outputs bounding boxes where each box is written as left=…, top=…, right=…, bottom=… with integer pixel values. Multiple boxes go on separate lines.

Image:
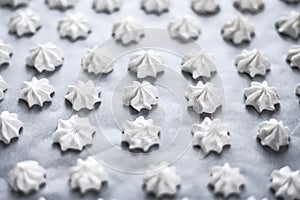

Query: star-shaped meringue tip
left=168, top=16, right=201, bottom=41
left=93, top=0, right=121, bottom=13
left=0, top=76, right=8, bottom=100
left=276, top=10, right=300, bottom=40
left=0, top=111, right=23, bottom=144
left=191, top=0, right=220, bottom=15
left=286, top=45, right=300, bottom=69
left=141, top=0, right=169, bottom=15
left=0, top=40, right=13, bottom=66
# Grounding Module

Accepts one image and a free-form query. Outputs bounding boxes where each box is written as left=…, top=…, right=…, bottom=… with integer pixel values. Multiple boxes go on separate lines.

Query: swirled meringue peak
left=276, top=11, right=300, bottom=40
left=244, top=81, right=280, bottom=113
left=58, top=12, right=91, bottom=41
left=143, top=162, right=181, bottom=197
left=26, top=43, right=64, bottom=73
left=192, top=117, right=230, bottom=156
left=65, top=80, right=101, bottom=111
left=0, top=0, right=30, bottom=8
left=52, top=114, right=96, bottom=151
left=141, top=0, right=169, bottom=15
left=257, top=119, right=289, bottom=151
left=122, top=81, right=159, bottom=112
left=69, top=156, right=108, bottom=194
left=234, top=49, right=271, bottom=77
left=181, top=49, right=217, bottom=79
left=9, top=160, right=46, bottom=194
left=221, top=16, right=255, bottom=45
left=128, top=50, right=164, bottom=78
left=296, top=84, right=300, bottom=95
left=234, top=0, right=264, bottom=13
left=168, top=16, right=201, bottom=41
left=0, top=39, right=13, bottom=66
left=9, top=9, right=41, bottom=37
left=286, top=45, right=300, bottom=69
left=112, top=18, right=145, bottom=44
left=185, top=81, right=222, bottom=114
left=0, top=111, right=23, bottom=144
left=19, top=77, right=55, bottom=108
left=0, top=76, right=8, bottom=100
left=93, top=0, right=121, bottom=13
left=191, top=0, right=220, bottom=15
left=270, top=166, right=300, bottom=199
left=46, top=0, right=77, bottom=10
left=208, top=163, right=245, bottom=197
left=122, top=116, right=161, bottom=152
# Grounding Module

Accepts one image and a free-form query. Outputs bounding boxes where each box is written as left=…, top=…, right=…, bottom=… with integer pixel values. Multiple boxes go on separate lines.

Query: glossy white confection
left=181, top=49, right=217, bottom=79
left=257, top=119, right=289, bottom=151
left=128, top=50, right=164, bottom=78
left=0, top=76, right=8, bottom=100
left=122, top=116, right=161, bottom=151
left=9, top=161, right=46, bottom=194
left=122, top=81, right=159, bottom=112
left=112, top=18, right=145, bottom=44
left=221, top=16, right=255, bottom=44
left=192, top=117, right=230, bottom=156
left=9, top=9, right=41, bottom=37
left=244, top=81, right=280, bottom=113
left=0, top=39, right=13, bottom=66
left=143, top=163, right=181, bottom=197
left=286, top=45, right=300, bottom=69
left=52, top=114, right=96, bottom=151
left=0, top=111, right=23, bottom=144
left=93, top=0, right=121, bottom=13
left=26, top=43, right=64, bottom=73
left=191, top=0, right=220, bottom=14
left=276, top=11, right=300, bottom=40
left=65, top=80, right=101, bottom=111
left=270, top=166, right=300, bottom=200
left=69, top=156, right=108, bottom=194
left=82, top=46, right=114, bottom=74
left=58, top=12, right=91, bottom=41
left=234, top=49, right=271, bottom=77
left=234, top=0, right=264, bottom=13
left=141, top=0, right=169, bottom=14
left=0, top=0, right=30, bottom=8
left=19, top=77, right=55, bottom=108
left=38, top=197, right=46, bottom=200
left=296, top=84, right=300, bottom=95
left=185, top=81, right=222, bottom=114
left=46, top=0, right=77, bottom=9
left=208, top=163, right=245, bottom=197
left=168, top=16, right=201, bottom=41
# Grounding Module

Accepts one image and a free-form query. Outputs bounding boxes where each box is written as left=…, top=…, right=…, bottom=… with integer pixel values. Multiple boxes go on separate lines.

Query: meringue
left=122, top=116, right=161, bottom=152
left=9, top=160, right=46, bottom=194
left=141, top=0, right=169, bottom=15
left=93, top=0, right=121, bottom=13
left=52, top=114, right=96, bottom=151
left=0, top=76, right=8, bottom=100
left=192, top=117, right=230, bottom=156
left=234, top=0, right=264, bottom=13
left=58, top=12, right=91, bottom=41
left=191, top=0, right=220, bottom=14
left=208, top=163, right=245, bottom=197
left=168, top=16, right=201, bottom=41
left=185, top=81, right=222, bottom=114
left=122, top=81, right=159, bottom=112
left=296, top=84, right=300, bottom=95
left=26, top=43, right=64, bottom=73
left=244, top=81, right=280, bottom=113
left=0, top=111, right=23, bottom=144
left=234, top=49, right=271, bottom=77
left=65, top=80, right=101, bottom=111
left=0, top=39, right=13, bottom=66
left=221, top=16, right=255, bottom=45
left=257, top=119, right=289, bottom=151
left=276, top=11, right=300, bottom=40
left=69, top=156, right=108, bottom=194
left=286, top=45, right=300, bottom=69
left=112, top=18, right=145, bottom=44
left=46, top=0, right=77, bottom=9
left=0, top=0, right=30, bottom=8
left=143, top=163, right=181, bottom=197
left=181, top=49, right=217, bottom=79
left=128, top=50, right=164, bottom=78
left=270, top=166, right=300, bottom=200
left=19, top=77, right=55, bottom=108
left=9, top=9, right=41, bottom=37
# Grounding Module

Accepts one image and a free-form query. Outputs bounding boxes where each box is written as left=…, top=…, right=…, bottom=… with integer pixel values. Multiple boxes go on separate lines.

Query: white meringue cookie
left=168, top=16, right=201, bottom=41
left=185, top=81, right=222, bottom=114
left=192, top=117, right=230, bottom=156
left=296, top=84, right=300, bottom=95
left=257, top=119, right=289, bottom=151
left=52, top=114, right=96, bottom=151
left=234, top=49, right=271, bottom=78
left=244, top=81, right=280, bottom=113
left=46, top=0, right=77, bottom=9
left=141, top=0, right=169, bottom=14
left=286, top=45, right=300, bottom=69
left=276, top=11, right=300, bottom=40
left=221, top=16, right=255, bottom=45
left=0, top=0, right=30, bottom=8
left=58, top=12, right=92, bottom=41
left=19, top=77, right=55, bottom=108
left=122, top=116, right=161, bottom=152
left=270, top=166, right=300, bottom=200
left=0, top=111, right=23, bottom=144
left=208, top=163, right=245, bottom=197
left=234, top=0, right=264, bottom=13
left=26, top=43, right=64, bottom=73
left=191, top=0, right=220, bottom=14
left=9, top=160, right=46, bottom=194
left=128, top=50, right=164, bottom=78
left=9, top=9, right=41, bottom=37
left=181, top=49, right=217, bottom=79
left=65, top=80, right=101, bottom=111
left=0, top=76, right=8, bottom=100
left=69, top=156, right=108, bottom=194
left=0, top=39, right=13, bottom=66
left=93, top=0, right=121, bottom=13
left=122, top=81, right=159, bottom=112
